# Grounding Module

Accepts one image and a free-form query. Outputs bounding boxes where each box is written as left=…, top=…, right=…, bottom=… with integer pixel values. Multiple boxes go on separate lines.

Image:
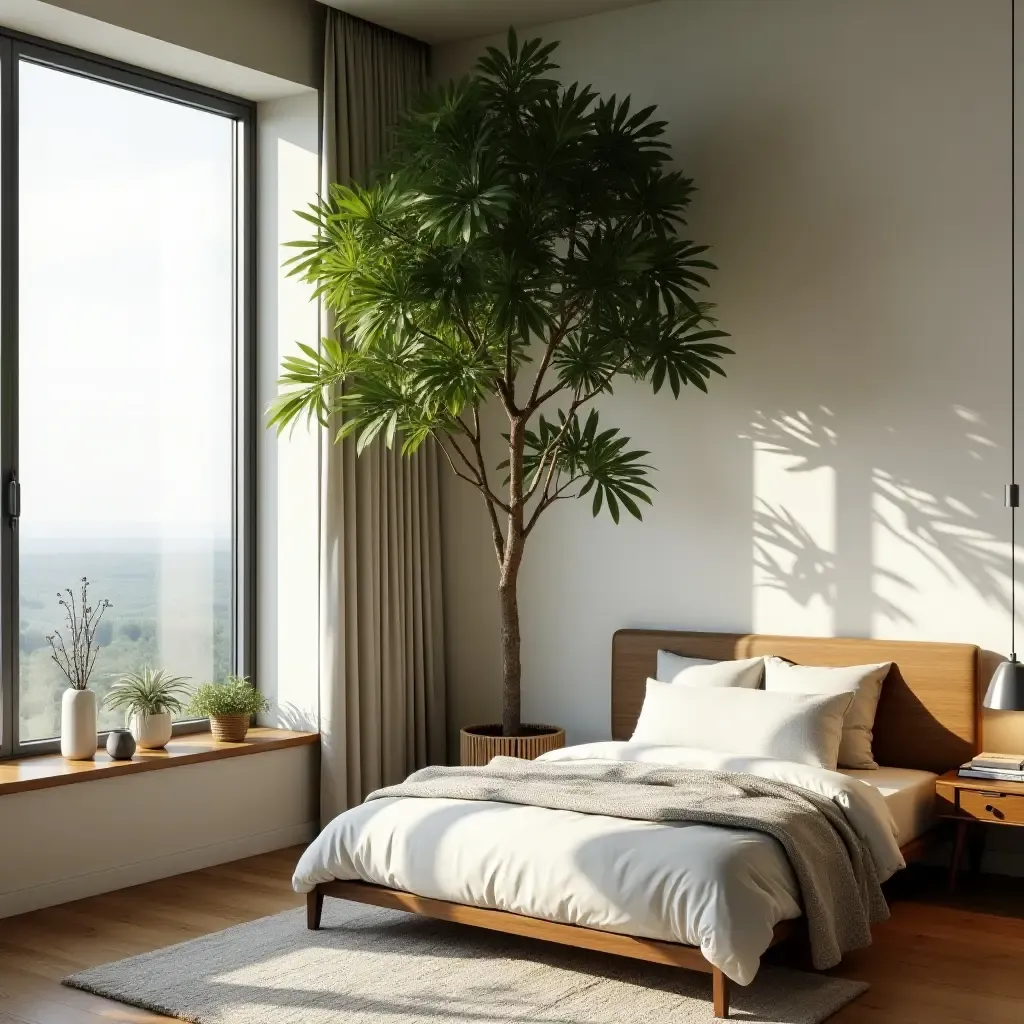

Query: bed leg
left=306, top=887, right=324, bottom=930
left=712, top=967, right=730, bottom=1019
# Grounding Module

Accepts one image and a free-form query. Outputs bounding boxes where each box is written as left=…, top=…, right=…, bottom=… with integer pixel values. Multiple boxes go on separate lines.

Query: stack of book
left=958, top=752, right=1024, bottom=782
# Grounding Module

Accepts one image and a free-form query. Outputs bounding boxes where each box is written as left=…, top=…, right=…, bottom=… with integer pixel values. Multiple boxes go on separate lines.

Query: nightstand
left=935, top=770, right=1024, bottom=891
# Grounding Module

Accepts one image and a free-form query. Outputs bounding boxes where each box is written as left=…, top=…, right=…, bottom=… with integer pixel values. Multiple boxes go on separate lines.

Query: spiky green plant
left=102, top=667, right=191, bottom=724
left=186, top=676, right=269, bottom=718
left=269, top=30, right=731, bottom=736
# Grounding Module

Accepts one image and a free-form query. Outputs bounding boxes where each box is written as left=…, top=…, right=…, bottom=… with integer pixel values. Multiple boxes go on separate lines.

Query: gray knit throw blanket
left=367, top=757, right=890, bottom=970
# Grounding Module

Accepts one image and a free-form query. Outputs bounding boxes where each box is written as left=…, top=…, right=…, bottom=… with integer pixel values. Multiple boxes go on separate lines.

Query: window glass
left=17, top=62, right=235, bottom=741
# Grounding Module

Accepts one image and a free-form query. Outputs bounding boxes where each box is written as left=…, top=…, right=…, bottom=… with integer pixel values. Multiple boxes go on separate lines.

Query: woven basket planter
left=210, top=714, right=251, bottom=743
left=460, top=724, right=566, bottom=766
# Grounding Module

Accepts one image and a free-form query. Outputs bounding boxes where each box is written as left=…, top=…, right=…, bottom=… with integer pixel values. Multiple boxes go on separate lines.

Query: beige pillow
left=656, top=651, right=765, bottom=688
left=630, top=680, right=855, bottom=769
left=763, top=657, right=891, bottom=770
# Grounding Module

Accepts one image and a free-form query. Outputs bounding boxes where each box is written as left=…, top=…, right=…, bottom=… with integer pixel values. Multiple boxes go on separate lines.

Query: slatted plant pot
left=460, top=724, right=566, bottom=766
left=210, top=714, right=251, bottom=743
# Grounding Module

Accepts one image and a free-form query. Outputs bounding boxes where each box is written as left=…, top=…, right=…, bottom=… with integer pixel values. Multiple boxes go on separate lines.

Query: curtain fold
left=320, top=9, right=445, bottom=825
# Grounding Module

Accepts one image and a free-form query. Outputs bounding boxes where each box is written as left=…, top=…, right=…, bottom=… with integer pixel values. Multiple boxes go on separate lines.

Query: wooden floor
left=0, top=847, right=1021, bottom=1023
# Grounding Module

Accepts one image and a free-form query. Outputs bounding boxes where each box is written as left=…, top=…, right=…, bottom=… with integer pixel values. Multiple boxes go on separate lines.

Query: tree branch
left=438, top=424, right=511, bottom=515
left=434, top=433, right=486, bottom=491
left=442, top=430, right=482, bottom=479
left=525, top=472, right=583, bottom=535
left=471, top=410, right=507, bottom=564
left=500, top=338, right=518, bottom=416
left=408, top=322, right=450, bottom=349
left=531, top=380, right=569, bottom=410
left=469, top=406, right=505, bottom=508
left=366, top=210, right=428, bottom=256
left=522, top=352, right=631, bottom=507
left=450, top=304, right=505, bottom=381
left=522, top=387, right=584, bottom=505
left=526, top=219, right=585, bottom=411
left=434, top=428, right=506, bottom=563
left=526, top=299, right=589, bottom=412
left=485, top=497, right=506, bottom=564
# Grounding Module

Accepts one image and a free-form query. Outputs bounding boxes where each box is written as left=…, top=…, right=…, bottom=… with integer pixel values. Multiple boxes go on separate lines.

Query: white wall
left=257, top=92, right=322, bottom=734
left=0, top=1, right=319, bottom=100
left=0, top=745, right=317, bottom=917
left=434, top=0, right=1024, bottom=759
left=24, top=0, right=324, bottom=89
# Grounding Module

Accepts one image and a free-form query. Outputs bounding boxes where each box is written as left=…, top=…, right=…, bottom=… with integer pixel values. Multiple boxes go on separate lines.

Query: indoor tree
left=269, top=31, right=731, bottom=737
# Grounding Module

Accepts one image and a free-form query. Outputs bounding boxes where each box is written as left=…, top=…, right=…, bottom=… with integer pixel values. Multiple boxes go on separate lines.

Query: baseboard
left=0, top=820, right=316, bottom=919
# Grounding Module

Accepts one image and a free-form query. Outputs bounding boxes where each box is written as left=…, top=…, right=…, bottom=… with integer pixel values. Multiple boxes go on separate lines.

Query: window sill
left=0, top=728, right=319, bottom=797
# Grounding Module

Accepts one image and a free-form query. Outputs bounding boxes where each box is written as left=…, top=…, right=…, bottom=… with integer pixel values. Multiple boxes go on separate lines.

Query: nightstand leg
left=949, top=819, right=968, bottom=893
left=968, top=823, right=988, bottom=875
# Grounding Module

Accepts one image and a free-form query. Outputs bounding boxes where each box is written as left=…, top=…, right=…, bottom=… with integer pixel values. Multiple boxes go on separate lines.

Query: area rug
left=64, top=899, right=867, bottom=1023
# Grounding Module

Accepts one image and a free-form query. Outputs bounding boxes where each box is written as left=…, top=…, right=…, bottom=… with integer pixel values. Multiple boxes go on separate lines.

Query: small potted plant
left=102, top=667, right=191, bottom=750
left=48, top=577, right=112, bottom=760
left=186, top=675, right=268, bottom=743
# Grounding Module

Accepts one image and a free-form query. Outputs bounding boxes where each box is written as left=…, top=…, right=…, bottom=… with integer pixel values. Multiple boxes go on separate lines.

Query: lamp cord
left=1014, top=0, right=1017, bottom=658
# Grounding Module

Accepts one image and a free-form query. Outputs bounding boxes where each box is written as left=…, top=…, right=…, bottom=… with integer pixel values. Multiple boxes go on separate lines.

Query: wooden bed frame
left=307, top=629, right=981, bottom=1018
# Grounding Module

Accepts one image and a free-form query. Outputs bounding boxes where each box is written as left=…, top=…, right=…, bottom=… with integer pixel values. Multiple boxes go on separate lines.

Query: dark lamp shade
left=983, top=656, right=1024, bottom=710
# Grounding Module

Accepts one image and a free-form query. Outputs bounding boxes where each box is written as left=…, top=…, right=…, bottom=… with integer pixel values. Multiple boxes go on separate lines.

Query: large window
left=0, top=35, right=254, bottom=756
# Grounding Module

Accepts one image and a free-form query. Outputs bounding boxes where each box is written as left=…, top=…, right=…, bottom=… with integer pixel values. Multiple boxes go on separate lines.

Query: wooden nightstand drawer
left=936, top=770, right=1024, bottom=892
left=959, top=789, right=1024, bottom=825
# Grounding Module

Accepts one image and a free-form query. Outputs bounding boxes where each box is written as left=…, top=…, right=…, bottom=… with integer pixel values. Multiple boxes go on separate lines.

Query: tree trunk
left=501, top=413, right=526, bottom=737
left=499, top=572, right=522, bottom=736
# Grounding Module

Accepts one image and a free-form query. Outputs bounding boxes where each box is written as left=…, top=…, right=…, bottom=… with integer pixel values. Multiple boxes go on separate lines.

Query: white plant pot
left=130, top=711, right=173, bottom=750
left=60, top=688, right=97, bottom=760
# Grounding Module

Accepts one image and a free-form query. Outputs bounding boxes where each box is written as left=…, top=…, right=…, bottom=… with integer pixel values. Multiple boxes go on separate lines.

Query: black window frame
left=0, top=28, right=257, bottom=759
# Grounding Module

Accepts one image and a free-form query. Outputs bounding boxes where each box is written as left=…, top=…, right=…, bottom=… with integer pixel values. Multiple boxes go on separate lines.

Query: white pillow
left=630, top=679, right=855, bottom=769
left=656, top=651, right=765, bottom=688
left=762, top=657, right=890, bottom=770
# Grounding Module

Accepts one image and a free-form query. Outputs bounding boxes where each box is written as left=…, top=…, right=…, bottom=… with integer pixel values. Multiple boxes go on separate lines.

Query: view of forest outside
left=18, top=542, right=232, bottom=742
left=15, top=63, right=236, bottom=743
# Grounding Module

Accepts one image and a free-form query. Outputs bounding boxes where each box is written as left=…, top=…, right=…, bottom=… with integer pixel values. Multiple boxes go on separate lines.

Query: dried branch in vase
left=46, top=576, right=112, bottom=690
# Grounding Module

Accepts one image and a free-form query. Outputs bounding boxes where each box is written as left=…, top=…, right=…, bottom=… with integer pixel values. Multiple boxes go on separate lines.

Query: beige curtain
left=320, top=9, right=446, bottom=824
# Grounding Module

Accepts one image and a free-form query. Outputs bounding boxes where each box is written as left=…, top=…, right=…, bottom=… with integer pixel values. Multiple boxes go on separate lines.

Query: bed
left=294, top=630, right=980, bottom=1018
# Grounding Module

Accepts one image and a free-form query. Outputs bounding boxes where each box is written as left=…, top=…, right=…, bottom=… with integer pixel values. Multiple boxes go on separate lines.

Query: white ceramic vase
left=129, top=711, right=173, bottom=750
left=60, top=688, right=97, bottom=760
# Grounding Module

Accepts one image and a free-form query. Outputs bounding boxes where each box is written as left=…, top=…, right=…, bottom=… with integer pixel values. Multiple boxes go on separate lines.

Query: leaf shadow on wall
left=742, top=405, right=1017, bottom=633
left=752, top=497, right=915, bottom=626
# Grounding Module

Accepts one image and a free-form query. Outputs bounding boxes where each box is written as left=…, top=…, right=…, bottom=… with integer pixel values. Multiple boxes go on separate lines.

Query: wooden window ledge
left=0, top=728, right=319, bottom=797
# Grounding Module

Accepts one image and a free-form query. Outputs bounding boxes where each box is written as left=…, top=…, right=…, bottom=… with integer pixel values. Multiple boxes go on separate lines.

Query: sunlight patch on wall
left=869, top=405, right=1019, bottom=651
left=256, top=93, right=320, bottom=731
left=872, top=471, right=1001, bottom=639
left=751, top=411, right=835, bottom=636
left=273, top=135, right=320, bottom=721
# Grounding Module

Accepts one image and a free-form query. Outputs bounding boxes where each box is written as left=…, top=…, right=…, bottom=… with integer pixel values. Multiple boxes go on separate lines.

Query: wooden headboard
left=612, top=630, right=980, bottom=774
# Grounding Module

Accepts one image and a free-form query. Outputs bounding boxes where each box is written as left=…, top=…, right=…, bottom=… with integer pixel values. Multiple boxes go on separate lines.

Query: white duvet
left=293, top=742, right=903, bottom=985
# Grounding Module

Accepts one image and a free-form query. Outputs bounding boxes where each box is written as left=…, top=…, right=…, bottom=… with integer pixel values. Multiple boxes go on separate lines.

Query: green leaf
left=521, top=409, right=655, bottom=523
left=632, top=311, right=732, bottom=398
